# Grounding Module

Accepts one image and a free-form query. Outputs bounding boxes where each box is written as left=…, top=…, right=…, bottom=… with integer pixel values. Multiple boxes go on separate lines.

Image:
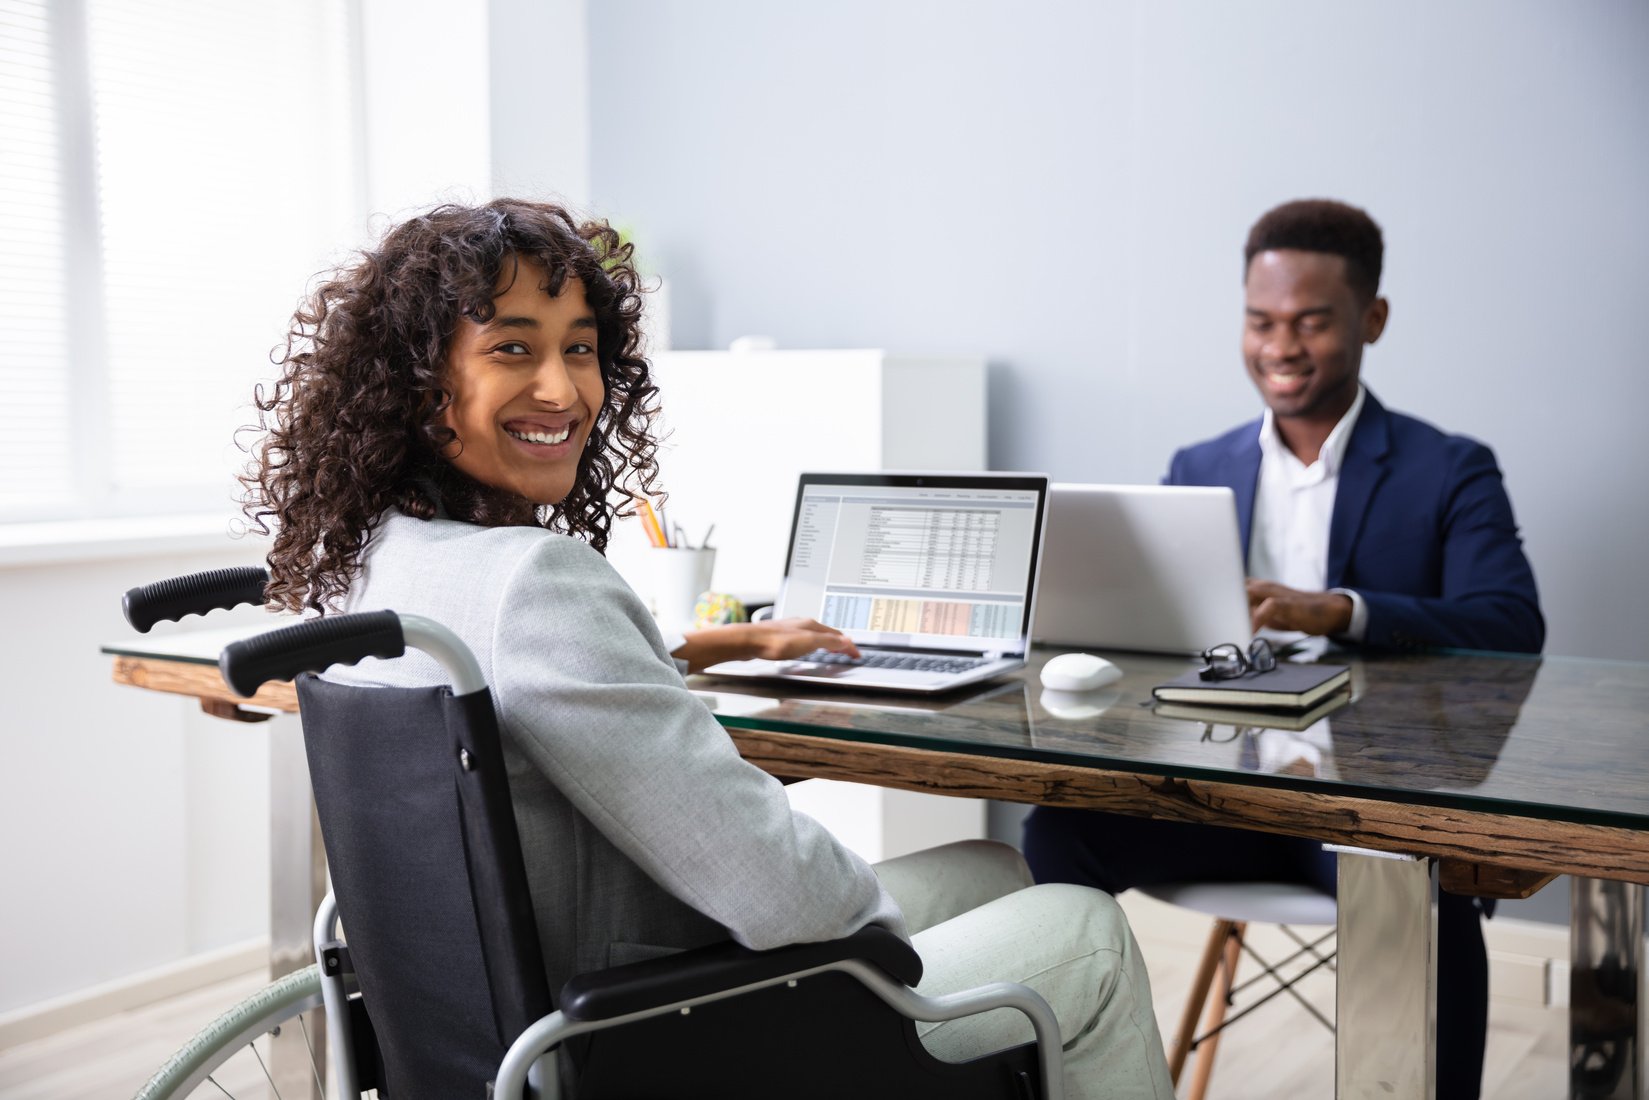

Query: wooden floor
left=0, top=891, right=1570, bottom=1098
left=0, top=969, right=297, bottom=1099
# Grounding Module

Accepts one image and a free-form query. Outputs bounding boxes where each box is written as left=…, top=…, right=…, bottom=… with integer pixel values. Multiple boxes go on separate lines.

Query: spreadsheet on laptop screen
left=779, top=482, right=1041, bottom=651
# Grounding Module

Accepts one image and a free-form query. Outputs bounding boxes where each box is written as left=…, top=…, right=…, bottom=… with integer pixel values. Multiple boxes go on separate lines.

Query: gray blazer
left=328, top=511, right=903, bottom=996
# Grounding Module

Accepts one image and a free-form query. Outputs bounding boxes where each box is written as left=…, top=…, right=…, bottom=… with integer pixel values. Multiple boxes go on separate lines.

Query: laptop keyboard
left=800, top=649, right=987, bottom=674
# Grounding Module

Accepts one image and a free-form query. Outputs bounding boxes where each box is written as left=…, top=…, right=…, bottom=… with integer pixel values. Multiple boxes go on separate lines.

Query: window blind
left=0, top=0, right=74, bottom=515
left=0, top=0, right=359, bottom=521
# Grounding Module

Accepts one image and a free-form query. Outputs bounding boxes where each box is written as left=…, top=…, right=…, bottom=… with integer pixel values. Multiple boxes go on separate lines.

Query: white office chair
left=1138, top=881, right=1337, bottom=1100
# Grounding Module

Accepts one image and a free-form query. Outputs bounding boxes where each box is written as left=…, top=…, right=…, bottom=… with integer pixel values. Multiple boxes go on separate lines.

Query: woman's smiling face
left=440, top=259, right=605, bottom=506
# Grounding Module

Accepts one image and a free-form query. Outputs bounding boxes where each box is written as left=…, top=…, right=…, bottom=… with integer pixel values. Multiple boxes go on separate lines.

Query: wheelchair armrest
left=559, top=924, right=921, bottom=1022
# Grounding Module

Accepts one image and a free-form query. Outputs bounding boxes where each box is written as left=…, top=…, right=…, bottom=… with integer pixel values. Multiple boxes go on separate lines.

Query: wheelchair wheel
left=133, top=964, right=326, bottom=1099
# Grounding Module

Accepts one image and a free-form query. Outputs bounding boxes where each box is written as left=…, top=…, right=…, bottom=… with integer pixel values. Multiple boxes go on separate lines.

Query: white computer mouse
left=1039, top=652, right=1123, bottom=693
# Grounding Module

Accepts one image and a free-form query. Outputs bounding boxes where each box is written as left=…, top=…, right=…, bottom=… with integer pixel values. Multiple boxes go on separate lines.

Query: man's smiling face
left=1242, top=248, right=1385, bottom=428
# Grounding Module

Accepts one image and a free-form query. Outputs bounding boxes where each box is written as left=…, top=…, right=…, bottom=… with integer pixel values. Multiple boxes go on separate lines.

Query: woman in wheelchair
left=240, top=198, right=1172, bottom=1098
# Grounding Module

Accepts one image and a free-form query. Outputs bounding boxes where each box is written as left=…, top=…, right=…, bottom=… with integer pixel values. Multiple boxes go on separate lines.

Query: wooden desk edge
left=110, top=654, right=1617, bottom=896
left=731, top=727, right=1629, bottom=896
left=112, top=654, right=297, bottom=716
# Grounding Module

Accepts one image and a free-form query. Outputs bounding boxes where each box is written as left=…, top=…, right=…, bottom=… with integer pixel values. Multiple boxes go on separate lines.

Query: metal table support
left=1571, top=878, right=1647, bottom=1099
left=1335, top=848, right=1438, bottom=1099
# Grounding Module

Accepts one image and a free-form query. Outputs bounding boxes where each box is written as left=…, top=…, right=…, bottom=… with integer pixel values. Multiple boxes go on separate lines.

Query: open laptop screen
left=776, top=473, right=1048, bottom=655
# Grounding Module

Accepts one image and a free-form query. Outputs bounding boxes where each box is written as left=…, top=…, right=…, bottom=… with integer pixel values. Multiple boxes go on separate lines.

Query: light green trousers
left=874, top=840, right=1173, bottom=1100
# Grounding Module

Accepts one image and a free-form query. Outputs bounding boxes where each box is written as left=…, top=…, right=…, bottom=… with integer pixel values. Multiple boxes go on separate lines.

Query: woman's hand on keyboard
left=673, top=619, right=860, bottom=674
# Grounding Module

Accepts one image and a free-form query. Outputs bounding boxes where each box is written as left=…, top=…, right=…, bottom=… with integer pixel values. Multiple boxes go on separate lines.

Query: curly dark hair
left=242, top=198, right=662, bottom=613
left=1245, top=199, right=1384, bottom=302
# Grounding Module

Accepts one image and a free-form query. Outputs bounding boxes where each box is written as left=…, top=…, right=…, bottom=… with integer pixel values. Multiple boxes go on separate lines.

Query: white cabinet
left=610, top=348, right=991, bottom=863
left=615, top=349, right=987, bottom=600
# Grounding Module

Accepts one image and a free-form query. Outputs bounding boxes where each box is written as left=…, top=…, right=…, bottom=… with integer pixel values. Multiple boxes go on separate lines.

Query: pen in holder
left=641, top=546, right=717, bottom=633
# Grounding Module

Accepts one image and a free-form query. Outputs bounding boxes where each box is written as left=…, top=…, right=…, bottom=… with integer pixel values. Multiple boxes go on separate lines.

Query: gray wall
left=584, top=2, right=1648, bottom=924
left=588, top=0, right=1649, bottom=667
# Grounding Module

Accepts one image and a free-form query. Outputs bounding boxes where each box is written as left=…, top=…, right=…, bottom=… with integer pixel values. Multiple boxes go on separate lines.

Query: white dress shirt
left=1248, top=385, right=1369, bottom=643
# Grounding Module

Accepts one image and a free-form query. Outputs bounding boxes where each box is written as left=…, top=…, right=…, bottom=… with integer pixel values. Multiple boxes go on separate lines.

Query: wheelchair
left=124, top=566, right=1065, bottom=1099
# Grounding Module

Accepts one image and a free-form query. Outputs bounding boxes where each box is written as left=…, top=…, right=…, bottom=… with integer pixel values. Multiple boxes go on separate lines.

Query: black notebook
left=1152, top=689, right=1352, bottom=731
left=1152, top=661, right=1351, bottom=710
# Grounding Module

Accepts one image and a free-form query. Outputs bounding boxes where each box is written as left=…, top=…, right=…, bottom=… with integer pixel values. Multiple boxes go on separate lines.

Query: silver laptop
left=702, top=472, right=1050, bottom=693
left=1032, top=483, right=1252, bottom=656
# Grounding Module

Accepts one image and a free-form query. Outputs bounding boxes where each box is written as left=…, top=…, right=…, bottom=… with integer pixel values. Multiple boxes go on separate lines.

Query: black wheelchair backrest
left=223, top=615, right=554, bottom=1099
left=293, top=673, right=553, bottom=1097
left=124, top=568, right=554, bottom=1098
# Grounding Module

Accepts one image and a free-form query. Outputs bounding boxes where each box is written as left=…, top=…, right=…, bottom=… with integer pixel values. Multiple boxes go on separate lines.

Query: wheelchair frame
left=123, top=567, right=1065, bottom=1100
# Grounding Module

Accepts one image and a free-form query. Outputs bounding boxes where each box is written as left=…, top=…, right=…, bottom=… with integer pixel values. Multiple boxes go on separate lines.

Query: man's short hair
left=1245, top=199, right=1383, bottom=302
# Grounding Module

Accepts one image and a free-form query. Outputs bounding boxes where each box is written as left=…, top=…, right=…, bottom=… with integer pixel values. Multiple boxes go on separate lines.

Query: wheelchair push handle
left=221, top=611, right=406, bottom=697
left=123, top=566, right=271, bottom=633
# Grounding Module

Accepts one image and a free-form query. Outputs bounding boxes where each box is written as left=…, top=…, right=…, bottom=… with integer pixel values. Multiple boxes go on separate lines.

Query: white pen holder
left=636, top=547, right=717, bottom=633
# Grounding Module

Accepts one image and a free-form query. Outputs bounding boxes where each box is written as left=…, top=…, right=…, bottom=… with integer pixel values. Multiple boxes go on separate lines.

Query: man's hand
left=672, top=619, right=861, bottom=674
left=1246, top=579, right=1354, bottom=637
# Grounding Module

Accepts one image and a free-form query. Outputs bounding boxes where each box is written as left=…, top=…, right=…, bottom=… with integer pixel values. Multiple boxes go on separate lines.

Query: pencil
left=637, top=499, right=667, bottom=548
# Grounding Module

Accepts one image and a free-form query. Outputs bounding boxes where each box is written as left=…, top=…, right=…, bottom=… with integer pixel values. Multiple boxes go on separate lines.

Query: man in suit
left=1023, top=199, right=1543, bottom=1098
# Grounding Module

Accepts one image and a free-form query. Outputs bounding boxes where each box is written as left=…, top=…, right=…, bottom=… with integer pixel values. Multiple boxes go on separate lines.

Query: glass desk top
left=106, top=627, right=1649, bottom=831
left=688, top=647, right=1649, bottom=832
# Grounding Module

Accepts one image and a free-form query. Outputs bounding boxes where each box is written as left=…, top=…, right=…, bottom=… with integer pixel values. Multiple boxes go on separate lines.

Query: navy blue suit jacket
left=1165, top=390, right=1544, bottom=653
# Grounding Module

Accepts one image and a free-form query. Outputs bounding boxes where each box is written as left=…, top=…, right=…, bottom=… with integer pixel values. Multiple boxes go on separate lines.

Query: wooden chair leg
left=1186, top=921, right=1245, bottom=1100
left=1168, top=919, right=1236, bottom=1084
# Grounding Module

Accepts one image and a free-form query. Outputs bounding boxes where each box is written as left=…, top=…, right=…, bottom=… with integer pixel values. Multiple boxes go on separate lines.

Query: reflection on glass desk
left=693, top=647, right=1647, bottom=835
